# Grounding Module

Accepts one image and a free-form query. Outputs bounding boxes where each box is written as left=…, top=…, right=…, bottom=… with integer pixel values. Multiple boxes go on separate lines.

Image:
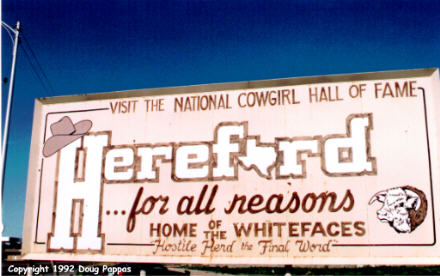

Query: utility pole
left=1, top=21, right=20, bottom=234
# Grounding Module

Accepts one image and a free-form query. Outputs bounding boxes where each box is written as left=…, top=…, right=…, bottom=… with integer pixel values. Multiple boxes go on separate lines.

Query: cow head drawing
left=369, top=186, right=427, bottom=233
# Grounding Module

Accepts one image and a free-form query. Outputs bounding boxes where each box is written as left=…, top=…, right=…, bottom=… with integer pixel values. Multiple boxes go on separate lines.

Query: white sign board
left=22, top=68, right=440, bottom=265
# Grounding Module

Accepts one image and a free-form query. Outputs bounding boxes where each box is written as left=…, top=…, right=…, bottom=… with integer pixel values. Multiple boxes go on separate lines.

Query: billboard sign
left=22, top=69, right=440, bottom=265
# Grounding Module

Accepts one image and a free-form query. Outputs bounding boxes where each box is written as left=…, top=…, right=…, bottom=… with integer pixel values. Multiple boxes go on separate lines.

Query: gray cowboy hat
left=42, top=116, right=92, bottom=157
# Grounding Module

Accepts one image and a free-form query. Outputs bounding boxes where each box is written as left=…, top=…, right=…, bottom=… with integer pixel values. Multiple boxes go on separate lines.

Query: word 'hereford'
left=69, top=113, right=376, bottom=184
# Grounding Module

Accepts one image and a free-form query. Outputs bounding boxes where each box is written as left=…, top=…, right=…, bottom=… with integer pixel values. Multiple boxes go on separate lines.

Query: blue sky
left=2, top=0, right=440, bottom=237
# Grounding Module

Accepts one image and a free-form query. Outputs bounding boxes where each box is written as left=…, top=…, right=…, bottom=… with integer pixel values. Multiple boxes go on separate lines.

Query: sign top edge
left=37, top=68, right=439, bottom=105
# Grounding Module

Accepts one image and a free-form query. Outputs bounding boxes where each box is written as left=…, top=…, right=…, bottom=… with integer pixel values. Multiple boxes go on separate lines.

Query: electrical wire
left=20, top=44, right=52, bottom=96
left=19, top=32, right=55, bottom=95
left=3, top=22, right=54, bottom=96
left=21, top=33, right=55, bottom=94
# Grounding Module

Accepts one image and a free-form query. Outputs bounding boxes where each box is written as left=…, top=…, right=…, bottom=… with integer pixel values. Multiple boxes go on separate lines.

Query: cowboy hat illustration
left=42, top=116, right=92, bottom=157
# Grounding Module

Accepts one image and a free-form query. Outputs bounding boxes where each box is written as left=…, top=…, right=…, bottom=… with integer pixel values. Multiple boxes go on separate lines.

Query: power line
left=20, top=32, right=55, bottom=95
left=20, top=44, right=52, bottom=95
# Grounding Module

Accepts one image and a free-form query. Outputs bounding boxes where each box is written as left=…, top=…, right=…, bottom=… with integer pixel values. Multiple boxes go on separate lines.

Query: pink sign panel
left=22, top=69, right=440, bottom=265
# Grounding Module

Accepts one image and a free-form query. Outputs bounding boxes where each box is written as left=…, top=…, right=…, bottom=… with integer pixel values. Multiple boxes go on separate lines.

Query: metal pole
left=0, top=21, right=20, bottom=232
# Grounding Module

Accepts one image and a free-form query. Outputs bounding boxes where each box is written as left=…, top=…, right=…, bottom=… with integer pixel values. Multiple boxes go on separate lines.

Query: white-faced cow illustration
left=369, top=186, right=427, bottom=233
